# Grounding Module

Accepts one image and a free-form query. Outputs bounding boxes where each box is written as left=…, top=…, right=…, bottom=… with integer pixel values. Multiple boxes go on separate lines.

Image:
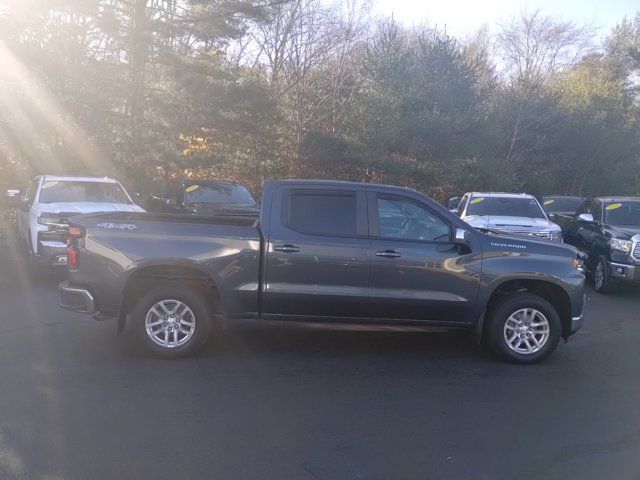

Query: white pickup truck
left=457, top=192, right=563, bottom=242
left=14, top=175, right=144, bottom=268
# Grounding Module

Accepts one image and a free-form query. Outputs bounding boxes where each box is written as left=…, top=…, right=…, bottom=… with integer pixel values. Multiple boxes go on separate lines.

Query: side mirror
left=578, top=213, right=594, bottom=223
left=455, top=227, right=471, bottom=243
left=548, top=213, right=556, bottom=220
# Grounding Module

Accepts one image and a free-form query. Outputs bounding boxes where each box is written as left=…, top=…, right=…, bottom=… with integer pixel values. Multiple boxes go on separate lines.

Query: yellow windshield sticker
left=185, top=185, right=199, bottom=193
left=470, top=198, right=484, bottom=204
left=543, top=199, right=555, bottom=205
left=41, top=181, right=58, bottom=189
left=606, top=203, right=622, bottom=211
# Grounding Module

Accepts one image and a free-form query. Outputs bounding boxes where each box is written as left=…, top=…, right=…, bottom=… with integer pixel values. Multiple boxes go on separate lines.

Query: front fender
left=474, top=248, right=584, bottom=324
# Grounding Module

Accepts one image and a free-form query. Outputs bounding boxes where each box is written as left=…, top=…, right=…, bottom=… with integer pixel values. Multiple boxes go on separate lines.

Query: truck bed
left=68, top=211, right=262, bottom=318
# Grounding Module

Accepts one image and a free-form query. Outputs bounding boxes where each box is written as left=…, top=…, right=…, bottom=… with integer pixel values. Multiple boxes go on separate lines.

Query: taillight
left=67, top=226, right=85, bottom=271
left=68, top=226, right=85, bottom=238
left=67, top=240, right=79, bottom=271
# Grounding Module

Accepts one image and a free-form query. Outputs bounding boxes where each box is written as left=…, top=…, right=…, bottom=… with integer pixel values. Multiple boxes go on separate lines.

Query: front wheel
left=132, top=284, right=212, bottom=358
left=593, top=256, right=614, bottom=294
left=486, top=293, right=561, bottom=364
left=26, top=234, right=43, bottom=278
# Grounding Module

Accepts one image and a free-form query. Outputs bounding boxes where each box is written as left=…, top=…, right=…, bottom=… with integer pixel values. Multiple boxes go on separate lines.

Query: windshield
left=39, top=181, right=131, bottom=204
left=184, top=183, right=256, bottom=206
left=604, top=201, right=640, bottom=227
left=466, top=196, right=546, bottom=219
left=542, top=197, right=584, bottom=214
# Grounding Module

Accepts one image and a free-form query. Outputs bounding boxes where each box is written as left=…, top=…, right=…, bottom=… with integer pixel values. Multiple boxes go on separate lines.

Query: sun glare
left=0, top=40, right=115, bottom=177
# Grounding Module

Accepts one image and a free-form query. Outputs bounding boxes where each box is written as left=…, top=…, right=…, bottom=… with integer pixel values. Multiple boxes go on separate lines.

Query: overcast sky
left=372, top=0, right=638, bottom=38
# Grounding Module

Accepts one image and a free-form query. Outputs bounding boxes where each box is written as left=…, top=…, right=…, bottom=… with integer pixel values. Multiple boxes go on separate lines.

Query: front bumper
left=561, top=268, right=586, bottom=338
left=59, top=281, right=95, bottom=314
left=608, top=261, right=640, bottom=283
left=570, top=294, right=586, bottom=335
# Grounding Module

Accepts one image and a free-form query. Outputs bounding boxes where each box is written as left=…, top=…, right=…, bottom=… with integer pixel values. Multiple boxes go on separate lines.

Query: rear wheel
left=132, top=284, right=212, bottom=358
left=486, top=293, right=561, bottom=364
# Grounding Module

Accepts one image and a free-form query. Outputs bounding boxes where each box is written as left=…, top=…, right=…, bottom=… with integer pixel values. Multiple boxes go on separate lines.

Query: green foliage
left=346, top=23, right=503, bottom=197
left=0, top=2, right=638, bottom=200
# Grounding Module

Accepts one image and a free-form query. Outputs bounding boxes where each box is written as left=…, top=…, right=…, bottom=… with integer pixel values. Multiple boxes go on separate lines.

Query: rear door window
left=287, top=190, right=356, bottom=236
left=576, top=200, right=591, bottom=215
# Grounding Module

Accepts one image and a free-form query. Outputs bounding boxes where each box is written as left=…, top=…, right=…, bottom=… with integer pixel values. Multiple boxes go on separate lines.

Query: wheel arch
left=589, top=243, right=610, bottom=268
left=479, top=278, right=573, bottom=341
left=118, top=262, right=220, bottom=333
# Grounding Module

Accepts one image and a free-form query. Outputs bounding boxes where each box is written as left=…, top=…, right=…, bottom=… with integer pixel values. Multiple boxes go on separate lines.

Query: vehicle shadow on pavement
left=0, top=227, right=66, bottom=289
left=112, top=316, right=495, bottom=365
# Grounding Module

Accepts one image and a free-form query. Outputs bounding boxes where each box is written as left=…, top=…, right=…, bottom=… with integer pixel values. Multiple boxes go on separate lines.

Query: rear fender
left=117, top=259, right=219, bottom=333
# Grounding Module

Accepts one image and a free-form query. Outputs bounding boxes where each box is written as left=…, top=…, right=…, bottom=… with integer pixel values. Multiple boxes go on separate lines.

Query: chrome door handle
left=375, top=249, right=401, bottom=258
left=273, top=244, right=300, bottom=253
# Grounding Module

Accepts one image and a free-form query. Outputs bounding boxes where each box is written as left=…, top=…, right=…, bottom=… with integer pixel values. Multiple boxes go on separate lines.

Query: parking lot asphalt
left=0, top=267, right=639, bottom=480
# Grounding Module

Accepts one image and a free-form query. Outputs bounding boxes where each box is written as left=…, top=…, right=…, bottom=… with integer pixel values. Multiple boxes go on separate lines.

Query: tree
left=238, top=0, right=371, bottom=174
left=349, top=22, right=497, bottom=197
left=553, top=54, right=638, bottom=195
left=0, top=0, right=278, bottom=190
left=605, top=12, right=640, bottom=96
left=493, top=10, right=597, bottom=172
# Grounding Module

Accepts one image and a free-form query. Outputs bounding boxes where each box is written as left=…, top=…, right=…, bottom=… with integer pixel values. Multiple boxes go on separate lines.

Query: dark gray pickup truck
left=556, top=197, right=640, bottom=293
left=59, top=180, right=586, bottom=363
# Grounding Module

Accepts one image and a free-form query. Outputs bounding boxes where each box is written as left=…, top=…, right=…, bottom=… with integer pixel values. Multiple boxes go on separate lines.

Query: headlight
left=550, top=231, right=562, bottom=242
left=609, top=238, right=632, bottom=253
left=37, top=216, right=67, bottom=231
left=572, top=257, right=585, bottom=273
left=37, top=217, right=55, bottom=227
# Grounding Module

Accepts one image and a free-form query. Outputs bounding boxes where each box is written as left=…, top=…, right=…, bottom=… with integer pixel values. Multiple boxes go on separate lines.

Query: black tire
left=592, top=255, right=614, bottom=294
left=486, top=293, right=561, bottom=364
left=26, top=235, right=43, bottom=278
left=132, top=284, right=212, bottom=359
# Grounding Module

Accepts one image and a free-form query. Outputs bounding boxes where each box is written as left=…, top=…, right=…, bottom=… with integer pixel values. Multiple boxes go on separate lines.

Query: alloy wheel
left=503, top=308, right=550, bottom=355
left=145, top=299, right=196, bottom=348
left=594, top=261, right=605, bottom=290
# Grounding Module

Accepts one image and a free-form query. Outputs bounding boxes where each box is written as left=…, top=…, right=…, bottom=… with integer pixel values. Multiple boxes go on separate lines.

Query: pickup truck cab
left=59, top=180, right=586, bottom=363
left=458, top=192, right=563, bottom=242
left=560, top=197, right=640, bottom=293
left=15, top=175, right=144, bottom=268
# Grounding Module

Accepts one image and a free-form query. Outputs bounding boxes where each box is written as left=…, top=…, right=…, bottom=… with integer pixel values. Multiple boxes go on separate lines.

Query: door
left=263, top=187, right=370, bottom=319
left=367, top=191, right=480, bottom=323
left=570, top=200, right=600, bottom=252
left=580, top=200, right=603, bottom=252
left=564, top=199, right=588, bottom=247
